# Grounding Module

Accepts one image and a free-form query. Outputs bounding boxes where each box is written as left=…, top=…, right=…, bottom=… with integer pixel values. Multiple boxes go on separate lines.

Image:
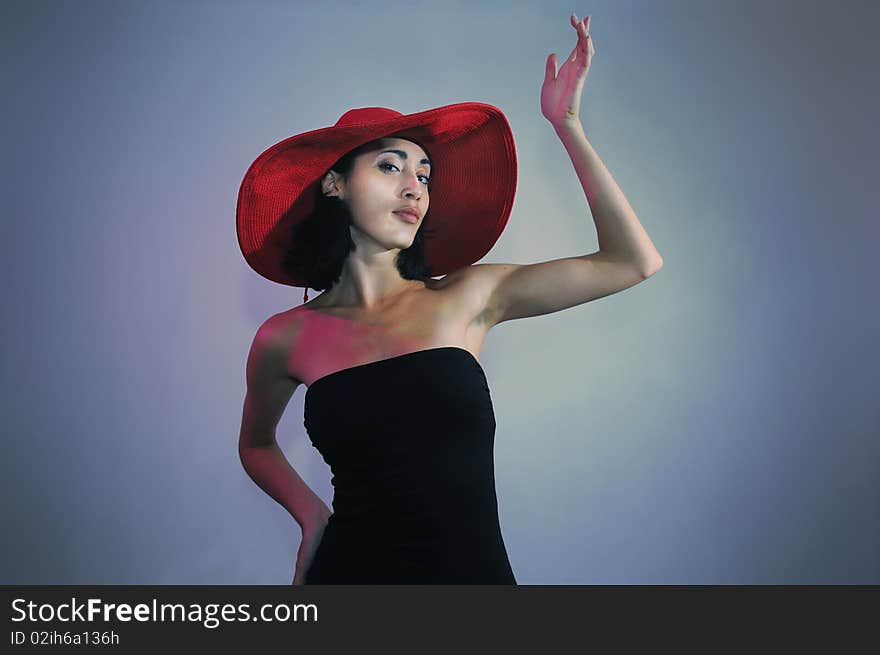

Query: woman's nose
left=402, top=175, right=422, bottom=198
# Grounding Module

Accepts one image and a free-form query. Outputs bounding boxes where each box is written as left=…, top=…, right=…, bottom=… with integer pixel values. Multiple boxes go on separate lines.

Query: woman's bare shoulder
left=428, top=264, right=502, bottom=305
left=261, top=305, right=307, bottom=336
left=252, top=307, right=307, bottom=361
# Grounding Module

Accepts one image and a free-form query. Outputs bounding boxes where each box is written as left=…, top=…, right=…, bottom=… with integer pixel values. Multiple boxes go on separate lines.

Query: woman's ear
left=322, top=170, right=343, bottom=199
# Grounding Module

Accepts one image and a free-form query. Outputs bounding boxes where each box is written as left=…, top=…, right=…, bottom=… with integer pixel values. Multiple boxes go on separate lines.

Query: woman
left=237, top=14, right=662, bottom=584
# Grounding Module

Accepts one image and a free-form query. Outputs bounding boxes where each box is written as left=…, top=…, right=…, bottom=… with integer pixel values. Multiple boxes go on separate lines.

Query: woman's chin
left=388, top=233, right=416, bottom=251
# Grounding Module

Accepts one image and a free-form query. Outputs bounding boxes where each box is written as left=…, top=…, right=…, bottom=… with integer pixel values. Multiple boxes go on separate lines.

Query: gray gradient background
left=2, top=0, right=877, bottom=584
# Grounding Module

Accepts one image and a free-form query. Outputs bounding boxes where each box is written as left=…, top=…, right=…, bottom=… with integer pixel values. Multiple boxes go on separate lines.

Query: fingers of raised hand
left=570, top=13, right=594, bottom=54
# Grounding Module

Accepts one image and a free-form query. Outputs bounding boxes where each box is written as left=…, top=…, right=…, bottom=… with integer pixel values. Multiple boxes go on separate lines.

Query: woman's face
left=331, top=137, right=431, bottom=253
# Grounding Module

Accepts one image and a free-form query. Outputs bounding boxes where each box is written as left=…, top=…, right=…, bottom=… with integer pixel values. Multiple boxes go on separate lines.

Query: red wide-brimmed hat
left=236, top=102, right=517, bottom=288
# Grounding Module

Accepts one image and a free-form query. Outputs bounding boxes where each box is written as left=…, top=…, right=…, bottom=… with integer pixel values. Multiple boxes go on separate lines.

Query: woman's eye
left=379, top=162, right=430, bottom=185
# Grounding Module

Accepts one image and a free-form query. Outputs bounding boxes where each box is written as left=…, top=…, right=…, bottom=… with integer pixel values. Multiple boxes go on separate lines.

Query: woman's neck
left=319, top=276, right=424, bottom=312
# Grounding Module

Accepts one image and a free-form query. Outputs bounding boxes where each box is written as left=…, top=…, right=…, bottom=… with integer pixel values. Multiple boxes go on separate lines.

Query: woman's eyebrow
left=377, top=149, right=431, bottom=168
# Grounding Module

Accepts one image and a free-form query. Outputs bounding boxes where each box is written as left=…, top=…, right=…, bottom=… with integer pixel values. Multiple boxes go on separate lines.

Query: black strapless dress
left=301, top=346, right=516, bottom=584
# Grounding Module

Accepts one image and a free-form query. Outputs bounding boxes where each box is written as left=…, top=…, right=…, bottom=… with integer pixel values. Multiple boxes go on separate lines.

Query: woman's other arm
left=238, top=319, right=331, bottom=535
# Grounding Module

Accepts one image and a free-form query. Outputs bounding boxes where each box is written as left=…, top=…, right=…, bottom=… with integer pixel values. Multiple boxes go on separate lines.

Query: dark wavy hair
left=282, top=136, right=435, bottom=291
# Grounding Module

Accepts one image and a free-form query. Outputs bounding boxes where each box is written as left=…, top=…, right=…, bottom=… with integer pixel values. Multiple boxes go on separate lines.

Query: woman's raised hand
left=541, top=13, right=596, bottom=130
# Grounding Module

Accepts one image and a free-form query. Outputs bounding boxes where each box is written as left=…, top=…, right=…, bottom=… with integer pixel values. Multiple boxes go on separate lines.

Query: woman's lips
left=393, top=210, right=419, bottom=224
